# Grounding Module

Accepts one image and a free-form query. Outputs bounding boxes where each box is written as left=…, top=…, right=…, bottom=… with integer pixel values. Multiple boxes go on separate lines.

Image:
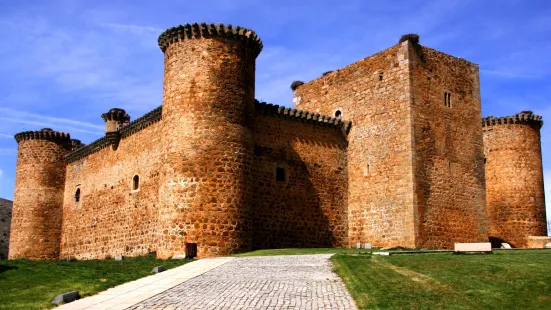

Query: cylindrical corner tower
left=9, top=128, right=72, bottom=259
left=483, top=111, right=547, bottom=248
left=156, top=22, right=262, bottom=258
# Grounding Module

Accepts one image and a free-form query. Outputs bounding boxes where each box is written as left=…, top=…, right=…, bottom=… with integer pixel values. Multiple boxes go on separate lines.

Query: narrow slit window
left=379, top=72, right=384, bottom=81
left=132, top=175, right=140, bottom=191
left=276, top=167, right=286, bottom=182
left=74, top=188, right=80, bottom=203
left=444, top=92, right=452, bottom=108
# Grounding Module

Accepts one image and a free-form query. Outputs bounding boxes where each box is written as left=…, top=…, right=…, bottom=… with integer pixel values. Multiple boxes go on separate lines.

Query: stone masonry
left=483, top=112, right=547, bottom=247
left=8, top=25, right=547, bottom=260
left=0, top=198, right=12, bottom=260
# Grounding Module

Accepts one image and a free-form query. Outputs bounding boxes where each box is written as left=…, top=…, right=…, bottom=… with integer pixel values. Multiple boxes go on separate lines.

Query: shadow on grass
left=0, top=265, right=17, bottom=274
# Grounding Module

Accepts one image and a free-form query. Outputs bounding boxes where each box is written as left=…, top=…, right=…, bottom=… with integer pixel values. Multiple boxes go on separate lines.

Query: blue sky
left=0, top=0, right=550, bottom=227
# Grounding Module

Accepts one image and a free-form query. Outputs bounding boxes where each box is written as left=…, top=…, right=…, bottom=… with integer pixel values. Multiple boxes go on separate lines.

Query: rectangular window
left=276, top=167, right=286, bottom=182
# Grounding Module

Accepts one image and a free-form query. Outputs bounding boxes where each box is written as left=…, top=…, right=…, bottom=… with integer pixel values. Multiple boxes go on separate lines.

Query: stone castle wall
left=409, top=46, right=488, bottom=248
left=9, top=131, right=71, bottom=259
left=0, top=198, right=12, bottom=260
left=293, top=43, right=417, bottom=248
left=61, top=120, right=163, bottom=259
left=8, top=24, right=545, bottom=260
left=252, top=104, right=349, bottom=249
left=155, top=25, right=261, bottom=258
left=483, top=114, right=547, bottom=247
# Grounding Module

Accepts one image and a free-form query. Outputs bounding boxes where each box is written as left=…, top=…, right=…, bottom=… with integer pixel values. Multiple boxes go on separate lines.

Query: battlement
left=120, top=106, right=162, bottom=138
left=65, top=106, right=162, bottom=163
left=101, top=108, right=130, bottom=123
left=158, top=22, right=263, bottom=57
left=14, top=128, right=71, bottom=144
left=255, top=100, right=352, bottom=134
left=482, top=111, right=543, bottom=129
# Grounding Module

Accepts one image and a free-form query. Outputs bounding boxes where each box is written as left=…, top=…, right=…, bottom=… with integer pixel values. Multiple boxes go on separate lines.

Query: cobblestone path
left=127, top=254, right=357, bottom=310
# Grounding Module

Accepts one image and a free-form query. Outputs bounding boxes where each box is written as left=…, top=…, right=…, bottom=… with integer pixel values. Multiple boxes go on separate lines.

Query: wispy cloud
left=481, top=69, right=539, bottom=79
left=0, top=108, right=104, bottom=135
left=0, top=134, right=12, bottom=139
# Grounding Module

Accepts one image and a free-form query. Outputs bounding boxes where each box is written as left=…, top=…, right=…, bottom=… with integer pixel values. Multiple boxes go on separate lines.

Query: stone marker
left=356, top=243, right=361, bottom=249
left=114, top=255, right=124, bottom=261
left=51, top=291, right=80, bottom=305
left=501, top=243, right=512, bottom=249
left=172, top=254, right=187, bottom=260
left=364, top=243, right=372, bottom=249
left=373, top=252, right=390, bottom=256
left=152, top=265, right=166, bottom=273
left=454, top=242, right=492, bottom=252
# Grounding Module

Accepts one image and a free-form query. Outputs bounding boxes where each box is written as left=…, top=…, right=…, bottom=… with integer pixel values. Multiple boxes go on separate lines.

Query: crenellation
left=8, top=26, right=546, bottom=261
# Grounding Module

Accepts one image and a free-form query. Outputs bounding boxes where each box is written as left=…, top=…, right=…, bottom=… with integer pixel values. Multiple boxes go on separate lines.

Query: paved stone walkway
left=56, top=257, right=234, bottom=310
left=128, top=254, right=356, bottom=310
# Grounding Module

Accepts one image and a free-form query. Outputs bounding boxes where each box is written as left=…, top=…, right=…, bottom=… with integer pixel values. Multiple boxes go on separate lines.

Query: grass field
left=332, top=251, right=551, bottom=309
left=0, top=254, right=192, bottom=310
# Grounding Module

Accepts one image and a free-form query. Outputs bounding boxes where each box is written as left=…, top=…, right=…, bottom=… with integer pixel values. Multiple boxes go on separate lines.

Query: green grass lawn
left=0, top=254, right=192, bottom=310
left=332, top=251, right=551, bottom=309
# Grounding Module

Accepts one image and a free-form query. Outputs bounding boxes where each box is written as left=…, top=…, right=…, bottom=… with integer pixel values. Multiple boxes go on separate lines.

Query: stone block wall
left=252, top=104, right=349, bottom=249
left=61, top=120, right=163, bottom=259
left=483, top=113, right=547, bottom=248
left=9, top=130, right=71, bottom=259
left=293, top=43, right=417, bottom=248
left=410, top=46, right=488, bottom=248
left=0, top=198, right=12, bottom=260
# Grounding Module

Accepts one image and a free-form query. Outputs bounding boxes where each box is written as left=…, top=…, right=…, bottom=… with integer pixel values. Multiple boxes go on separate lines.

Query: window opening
left=335, top=110, right=342, bottom=118
left=444, top=92, right=452, bottom=108
left=276, top=167, right=286, bottom=182
left=132, top=175, right=140, bottom=191
left=74, top=188, right=80, bottom=203
left=379, top=72, right=384, bottom=81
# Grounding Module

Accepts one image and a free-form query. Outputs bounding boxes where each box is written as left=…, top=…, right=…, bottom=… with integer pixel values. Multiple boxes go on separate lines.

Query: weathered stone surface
left=526, top=236, right=551, bottom=249
left=9, top=129, right=71, bottom=260
left=454, top=242, right=492, bottom=252
left=483, top=113, right=547, bottom=248
left=0, top=198, right=12, bottom=260
left=8, top=26, right=546, bottom=261
left=295, top=40, right=488, bottom=249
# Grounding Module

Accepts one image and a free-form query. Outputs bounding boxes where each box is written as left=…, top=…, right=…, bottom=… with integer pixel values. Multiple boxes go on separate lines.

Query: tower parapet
left=482, top=111, right=543, bottom=128
left=483, top=111, right=547, bottom=247
left=9, top=128, right=71, bottom=259
left=156, top=22, right=262, bottom=258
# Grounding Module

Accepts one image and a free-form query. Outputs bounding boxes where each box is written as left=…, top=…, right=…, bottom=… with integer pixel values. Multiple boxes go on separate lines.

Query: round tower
left=483, top=111, right=547, bottom=247
left=156, top=22, right=262, bottom=258
left=9, top=128, right=72, bottom=259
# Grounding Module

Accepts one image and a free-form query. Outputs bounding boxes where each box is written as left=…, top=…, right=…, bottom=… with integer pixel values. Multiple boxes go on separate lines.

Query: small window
left=444, top=92, right=452, bottom=108
left=132, top=175, right=140, bottom=191
left=74, top=188, right=80, bottom=203
left=379, top=72, right=384, bottom=81
left=335, top=110, right=342, bottom=118
left=276, top=167, right=286, bottom=182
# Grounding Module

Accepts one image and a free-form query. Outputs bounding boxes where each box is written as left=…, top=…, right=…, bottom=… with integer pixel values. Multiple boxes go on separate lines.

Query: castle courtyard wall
left=252, top=109, right=349, bottom=249
left=409, top=46, right=488, bottom=248
left=61, top=120, right=163, bottom=259
left=293, top=43, right=417, bottom=248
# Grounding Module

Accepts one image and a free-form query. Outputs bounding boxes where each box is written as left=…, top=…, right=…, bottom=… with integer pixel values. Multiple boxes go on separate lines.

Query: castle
left=8, top=23, right=548, bottom=260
